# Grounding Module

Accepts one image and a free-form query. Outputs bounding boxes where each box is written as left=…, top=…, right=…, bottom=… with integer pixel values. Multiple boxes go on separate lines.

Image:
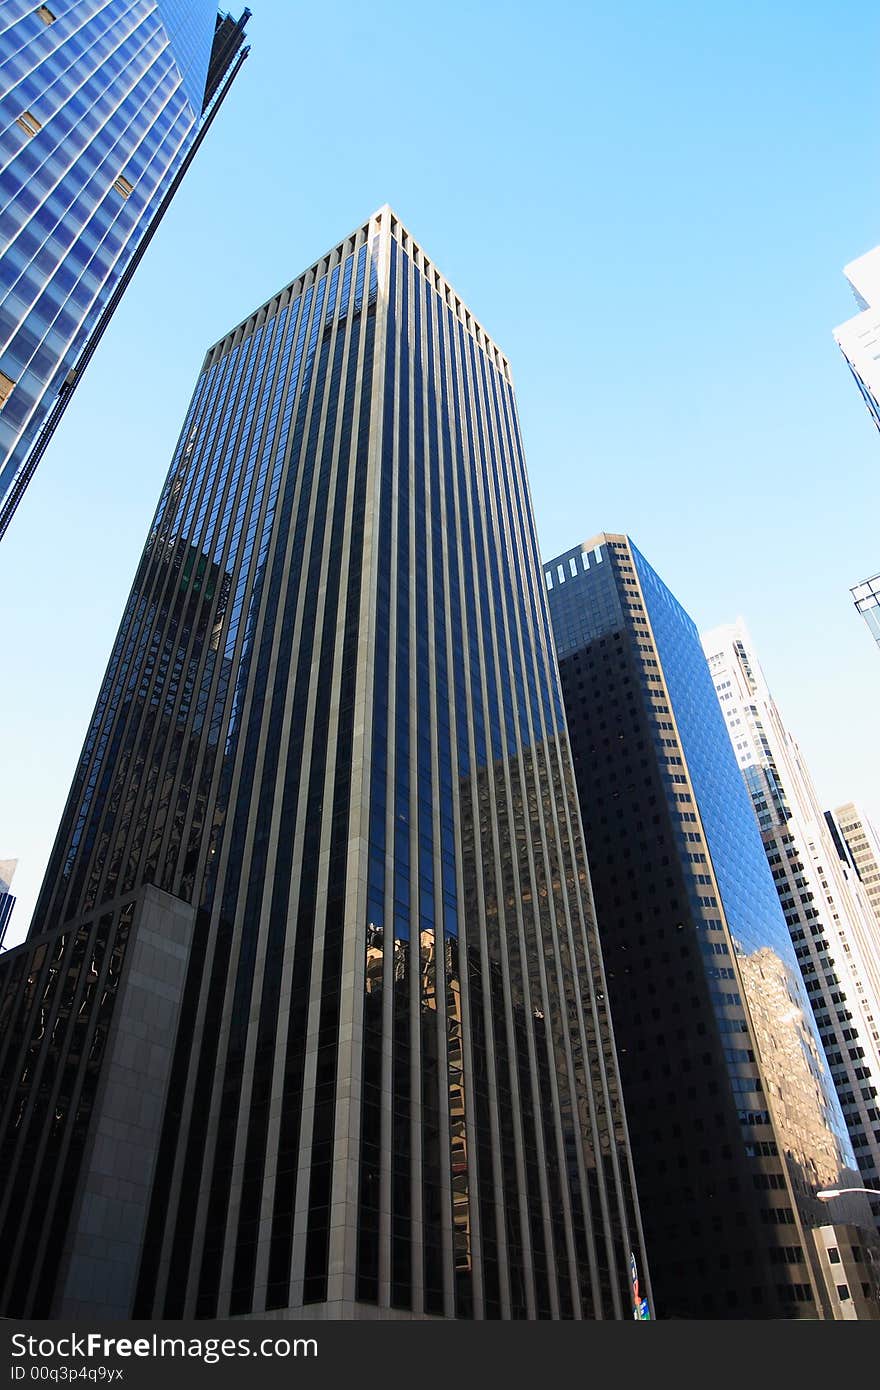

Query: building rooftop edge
left=542, top=532, right=628, bottom=571
left=834, top=244, right=880, bottom=335
left=203, top=203, right=512, bottom=375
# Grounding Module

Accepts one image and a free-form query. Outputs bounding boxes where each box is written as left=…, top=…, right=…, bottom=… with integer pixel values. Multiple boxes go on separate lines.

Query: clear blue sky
left=1, top=0, right=878, bottom=944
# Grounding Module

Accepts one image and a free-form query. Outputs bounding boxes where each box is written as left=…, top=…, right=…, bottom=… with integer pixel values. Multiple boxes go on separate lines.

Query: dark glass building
left=545, top=532, right=878, bottom=1319
left=0, top=1, right=250, bottom=539
left=0, top=212, right=649, bottom=1319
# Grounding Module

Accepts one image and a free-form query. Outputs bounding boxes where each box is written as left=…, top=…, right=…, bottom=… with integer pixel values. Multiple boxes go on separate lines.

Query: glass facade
left=0, top=1, right=249, bottom=536
left=0, top=211, right=648, bottom=1318
left=703, top=626, right=880, bottom=1230
left=546, top=533, right=870, bottom=1319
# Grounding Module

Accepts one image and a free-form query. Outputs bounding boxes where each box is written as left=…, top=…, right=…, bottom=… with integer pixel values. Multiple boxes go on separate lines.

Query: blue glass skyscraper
left=545, top=533, right=878, bottom=1319
left=0, top=1, right=250, bottom=539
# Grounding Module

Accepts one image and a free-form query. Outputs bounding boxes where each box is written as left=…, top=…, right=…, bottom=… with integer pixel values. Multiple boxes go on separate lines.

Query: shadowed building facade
left=0, top=211, right=649, bottom=1320
left=545, top=533, right=878, bottom=1319
left=0, top=0, right=250, bottom=539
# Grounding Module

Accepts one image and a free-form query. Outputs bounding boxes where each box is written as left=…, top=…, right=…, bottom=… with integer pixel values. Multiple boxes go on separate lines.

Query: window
left=113, top=174, right=134, bottom=199
left=16, top=110, right=42, bottom=137
left=827, top=1247, right=840, bottom=1264
left=37, top=4, right=57, bottom=20
left=0, top=371, right=15, bottom=409
left=836, top=1284, right=850, bottom=1301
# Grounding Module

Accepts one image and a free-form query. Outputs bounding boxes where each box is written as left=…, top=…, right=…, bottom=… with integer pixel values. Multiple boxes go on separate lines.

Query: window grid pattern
left=0, top=0, right=237, bottom=522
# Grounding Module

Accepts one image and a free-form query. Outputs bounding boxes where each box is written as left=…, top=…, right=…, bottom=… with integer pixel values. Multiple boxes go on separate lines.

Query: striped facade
left=0, top=1, right=249, bottom=538
left=0, top=209, right=649, bottom=1319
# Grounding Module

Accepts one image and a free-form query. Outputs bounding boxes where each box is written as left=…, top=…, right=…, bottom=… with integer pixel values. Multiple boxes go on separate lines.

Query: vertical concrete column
left=55, top=886, right=195, bottom=1318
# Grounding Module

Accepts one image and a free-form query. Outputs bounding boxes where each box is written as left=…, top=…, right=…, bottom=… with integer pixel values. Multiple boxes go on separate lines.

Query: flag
left=630, top=1250, right=651, bottom=1319
left=630, top=1250, right=640, bottom=1317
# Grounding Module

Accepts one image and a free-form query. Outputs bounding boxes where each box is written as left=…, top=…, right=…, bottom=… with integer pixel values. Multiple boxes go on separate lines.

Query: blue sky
left=1, top=0, right=878, bottom=942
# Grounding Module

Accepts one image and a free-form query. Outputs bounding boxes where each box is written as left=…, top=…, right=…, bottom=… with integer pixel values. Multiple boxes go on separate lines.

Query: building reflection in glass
left=545, top=532, right=876, bottom=1318
left=455, top=737, right=646, bottom=1319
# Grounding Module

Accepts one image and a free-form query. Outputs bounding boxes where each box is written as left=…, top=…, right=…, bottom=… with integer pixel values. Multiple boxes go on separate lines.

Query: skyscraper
left=0, top=1, right=250, bottom=539
left=833, top=245, right=880, bottom=436
left=0, top=209, right=649, bottom=1320
left=835, top=802, right=880, bottom=937
left=545, top=533, right=878, bottom=1319
left=851, top=573, right=880, bottom=651
left=702, top=621, right=880, bottom=1221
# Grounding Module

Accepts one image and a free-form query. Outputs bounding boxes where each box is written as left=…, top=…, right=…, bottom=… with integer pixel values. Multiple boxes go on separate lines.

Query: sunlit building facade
left=833, top=246, right=880, bottom=436
left=0, top=1, right=250, bottom=538
left=546, top=535, right=878, bottom=1319
left=703, top=622, right=880, bottom=1225
left=0, top=210, right=648, bottom=1320
left=832, top=252, right=880, bottom=635
left=851, top=574, right=880, bottom=651
left=835, top=802, right=880, bottom=938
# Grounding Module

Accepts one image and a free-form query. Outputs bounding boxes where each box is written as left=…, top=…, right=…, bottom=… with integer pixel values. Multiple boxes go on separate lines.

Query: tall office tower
left=703, top=621, right=880, bottom=1225
left=0, top=1, right=251, bottom=539
left=822, top=814, right=880, bottom=1032
left=545, top=533, right=878, bottom=1320
left=835, top=802, right=880, bottom=936
left=851, top=573, right=880, bottom=650
left=833, top=246, right=880, bottom=435
left=0, top=859, right=16, bottom=949
left=0, top=209, right=649, bottom=1320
